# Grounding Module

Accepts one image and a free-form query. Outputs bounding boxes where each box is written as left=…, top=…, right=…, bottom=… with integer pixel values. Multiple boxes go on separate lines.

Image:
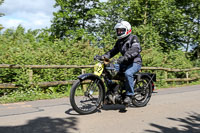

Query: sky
left=0, top=0, right=108, bottom=31
left=0, top=0, right=57, bottom=30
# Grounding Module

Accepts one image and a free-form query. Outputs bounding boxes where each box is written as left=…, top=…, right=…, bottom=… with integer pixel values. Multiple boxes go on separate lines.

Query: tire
left=70, top=77, right=104, bottom=115
left=132, top=77, right=152, bottom=107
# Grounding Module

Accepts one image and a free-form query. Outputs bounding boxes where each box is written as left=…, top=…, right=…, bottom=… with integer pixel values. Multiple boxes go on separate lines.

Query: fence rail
left=0, top=64, right=200, bottom=89
left=0, top=64, right=94, bottom=69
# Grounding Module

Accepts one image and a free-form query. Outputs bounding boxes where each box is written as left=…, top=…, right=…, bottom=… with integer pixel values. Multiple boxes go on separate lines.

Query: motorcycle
left=69, top=57, right=156, bottom=115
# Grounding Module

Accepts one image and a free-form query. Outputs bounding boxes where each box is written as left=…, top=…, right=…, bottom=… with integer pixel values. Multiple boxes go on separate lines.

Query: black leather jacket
left=103, top=34, right=142, bottom=65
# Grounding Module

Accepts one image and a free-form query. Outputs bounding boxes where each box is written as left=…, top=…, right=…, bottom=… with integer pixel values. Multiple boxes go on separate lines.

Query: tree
left=50, top=0, right=104, bottom=40
left=174, top=0, right=200, bottom=65
left=50, top=0, right=199, bottom=56
left=0, top=0, right=4, bottom=31
left=0, top=0, right=4, bottom=17
left=99, top=0, right=199, bottom=52
left=175, top=0, right=200, bottom=52
left=98, top=0, right=164, bottom=49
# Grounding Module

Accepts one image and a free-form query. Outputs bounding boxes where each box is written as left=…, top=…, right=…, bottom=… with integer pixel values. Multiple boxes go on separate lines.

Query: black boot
left=124, top=96, right=132, bottom=105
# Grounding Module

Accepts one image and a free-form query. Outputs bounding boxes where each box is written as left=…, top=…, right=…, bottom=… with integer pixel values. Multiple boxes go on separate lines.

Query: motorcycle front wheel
left=70, top=77, right=104, bottom=115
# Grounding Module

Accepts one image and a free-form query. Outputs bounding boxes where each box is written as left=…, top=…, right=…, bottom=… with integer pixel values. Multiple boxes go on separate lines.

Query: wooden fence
left=0, top=64, right=200, bottom=89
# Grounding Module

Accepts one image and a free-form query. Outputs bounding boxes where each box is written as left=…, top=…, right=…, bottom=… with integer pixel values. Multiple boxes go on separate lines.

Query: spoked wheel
left=70, top=78, right=104, bottom=115
left=132, top=77, right=152, bottom=107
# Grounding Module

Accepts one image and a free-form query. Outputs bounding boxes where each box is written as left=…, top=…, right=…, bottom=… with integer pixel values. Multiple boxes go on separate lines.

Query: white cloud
left=0, top=0, right=107, bottom=30
left=1, top=18, right=26, bottom=28
left=0, top=0, right=57, bottom=30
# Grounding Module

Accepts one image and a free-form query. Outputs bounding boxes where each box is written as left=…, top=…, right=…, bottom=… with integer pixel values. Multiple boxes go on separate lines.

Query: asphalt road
left=0, top=85, right=200, bottom=133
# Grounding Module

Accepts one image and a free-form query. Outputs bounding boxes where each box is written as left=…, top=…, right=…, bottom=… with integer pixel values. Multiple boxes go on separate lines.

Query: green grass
left=155, top=80, right=200, bottom=90
left=0, top=81, right=200, bottom=104
left=0, top=91, right=70, bottom=104
left=0, top=85, right=72, bottom=104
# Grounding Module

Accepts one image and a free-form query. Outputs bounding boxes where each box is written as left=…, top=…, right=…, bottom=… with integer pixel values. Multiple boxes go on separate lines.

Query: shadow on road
left=65, top=108, right=81, bottom=115
left=146, top=112, right=200, bottom=133
left=0, top=117, right=78, bottom=133
left=102, top=104, right=128, bottom=113
left=65, top=104, right=128, bottom=115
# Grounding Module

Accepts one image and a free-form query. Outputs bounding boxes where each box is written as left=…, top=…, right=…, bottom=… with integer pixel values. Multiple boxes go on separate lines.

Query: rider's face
left=117, top=28, right=126, bottom=35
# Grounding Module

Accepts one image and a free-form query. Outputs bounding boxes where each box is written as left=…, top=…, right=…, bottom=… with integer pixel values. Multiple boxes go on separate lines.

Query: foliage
left=0, top=26, right=106, bottom=98
left=50, top=0, right=105, bottom=40
left=0, top=25, right=198, bottom=95
left=50, top=0, right=200, bottom=57
left=142, top=48, right=192, bottom=68
left=141, top=48, right=194, bottom=87
left=0, top=0, right=4, bottom=17
left=175, top=0, right=200, bottom=52
left=0, top=0, right=4, bottom=30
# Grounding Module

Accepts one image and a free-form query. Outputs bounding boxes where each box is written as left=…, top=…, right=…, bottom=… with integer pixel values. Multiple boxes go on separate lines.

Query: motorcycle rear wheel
left=132, top=77, right=152, bottom=107
left=70, top=78, right=104, bottom=115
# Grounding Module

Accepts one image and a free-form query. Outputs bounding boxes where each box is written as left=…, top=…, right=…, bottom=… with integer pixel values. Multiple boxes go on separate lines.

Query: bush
left=0, top=25, right=199, bottom=102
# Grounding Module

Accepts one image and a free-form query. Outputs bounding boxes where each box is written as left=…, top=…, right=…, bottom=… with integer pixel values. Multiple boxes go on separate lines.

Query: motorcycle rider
left=96, top=21, right=142, bottom=104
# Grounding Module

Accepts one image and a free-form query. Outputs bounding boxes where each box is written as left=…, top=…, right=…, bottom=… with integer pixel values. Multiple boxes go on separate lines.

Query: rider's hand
left=117, top=56, right=125, bottom=64
left=102, top=55, right=109, bottom=60
left=94, top=55, right=103, bottom=60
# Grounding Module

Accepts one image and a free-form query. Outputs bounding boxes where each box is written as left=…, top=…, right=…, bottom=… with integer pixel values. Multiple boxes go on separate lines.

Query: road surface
left=0, top=85, right=200, bottom=133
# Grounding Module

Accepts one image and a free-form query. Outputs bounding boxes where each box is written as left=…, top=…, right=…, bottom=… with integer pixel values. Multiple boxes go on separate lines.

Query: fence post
left=28, top=69, right=33, bottom=84
left=164, top=71, right=168, bottom=86
left=82, top=69, right=86, bottom=74
left=81, top=69, right=86, bottom=91
left=186, top=71, right=189, bottom=84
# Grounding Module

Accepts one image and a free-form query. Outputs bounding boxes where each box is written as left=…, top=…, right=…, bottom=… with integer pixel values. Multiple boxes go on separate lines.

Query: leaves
left=0, top=0, right=4, bottom=31
left=50, top=0, right=104, bottom=40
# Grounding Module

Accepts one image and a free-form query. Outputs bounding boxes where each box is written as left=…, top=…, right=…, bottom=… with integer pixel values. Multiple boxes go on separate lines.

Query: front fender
left=78, top=73, right=106, bottom=100
left=78, top=73, right=100, bottom=81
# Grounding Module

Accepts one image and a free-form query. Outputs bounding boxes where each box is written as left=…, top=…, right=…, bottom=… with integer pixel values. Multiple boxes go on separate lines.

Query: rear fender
left=135, top=73, right=156, bottom=91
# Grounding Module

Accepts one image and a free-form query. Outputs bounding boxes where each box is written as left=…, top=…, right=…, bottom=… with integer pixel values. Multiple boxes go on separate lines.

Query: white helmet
left=114, top=21, right=132, bottom=39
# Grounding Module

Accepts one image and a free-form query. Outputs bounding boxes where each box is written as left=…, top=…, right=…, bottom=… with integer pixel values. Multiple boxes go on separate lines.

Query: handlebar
left=94, top=55, right=118, bottom=65
left=94, top=55, right=110, bottom=64
left=103, top=58, right=110, bottom=64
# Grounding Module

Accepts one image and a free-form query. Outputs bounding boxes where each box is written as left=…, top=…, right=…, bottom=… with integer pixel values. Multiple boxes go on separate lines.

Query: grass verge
left=0, top=81, right=200, bottom=104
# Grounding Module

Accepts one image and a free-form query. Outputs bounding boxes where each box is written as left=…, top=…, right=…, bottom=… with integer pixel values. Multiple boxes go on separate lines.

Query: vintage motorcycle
left=70, top=57, right=156, bottom=115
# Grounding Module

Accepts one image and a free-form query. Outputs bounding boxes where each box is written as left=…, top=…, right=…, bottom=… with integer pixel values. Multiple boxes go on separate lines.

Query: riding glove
left=94, top=55, right=103, bottom=60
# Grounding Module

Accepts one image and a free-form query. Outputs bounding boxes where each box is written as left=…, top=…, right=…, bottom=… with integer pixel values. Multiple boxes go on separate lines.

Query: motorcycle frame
left=77, top=72, right=156, bottom=103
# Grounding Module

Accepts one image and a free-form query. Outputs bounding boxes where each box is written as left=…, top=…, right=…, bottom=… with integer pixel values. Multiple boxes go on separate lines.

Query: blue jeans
left=115, top=63, right=141, bottom=96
